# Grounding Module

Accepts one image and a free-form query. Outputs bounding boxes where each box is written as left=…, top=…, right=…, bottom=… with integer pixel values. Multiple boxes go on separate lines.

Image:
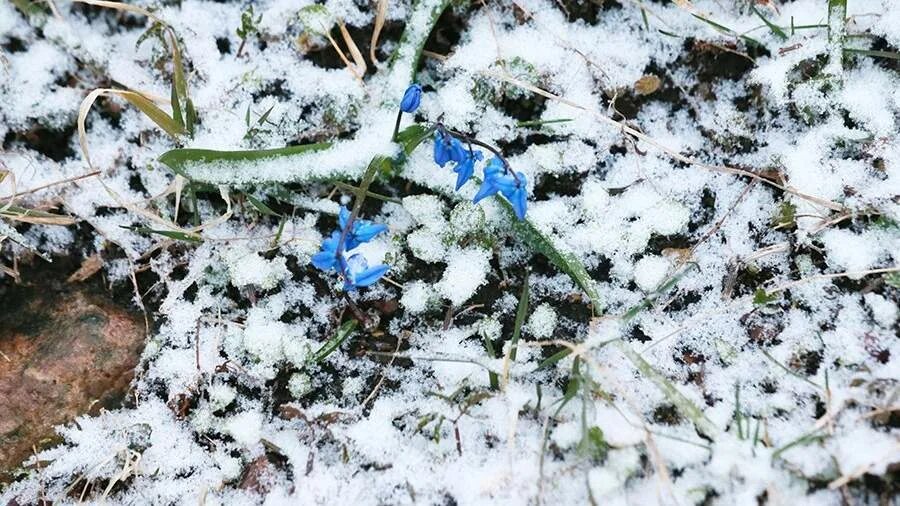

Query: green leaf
left=501, top=200, right=602, bottom=313
left=773, top=201, right=796, bottom=228
left=297, top=5, right=334, bottom=35
left=750, top=5, right=787, bottom=41
left=615, top=341, right=718, bottom=438
left=828, top=0, right=847, bottom=43
left=535, top=347, right=572, bottom=371
left=579, top=426, right=608, bottom=461
left=509, top=273, right=530, bottom=362
left=10, top=0, right=47, bottom=19
left=312, top=320, right=358, bottom=364
left=395, top=124, right=432, bottom=155
left=120, top=91, right=186, bottom=139
left=883, top=272, right=900, bottom=289
left=122, top=226, right=202, bottom=243
left=158, top=143, right=332, bottom=178
left=244, top=193, right=279, bottom=216
left=184, top=99, right=197, bottom=136
left=388, top=0, right=452, bottom=82
left=753, top=288, right=780, bottom=306
left=170, top=80, right=184, bottom=129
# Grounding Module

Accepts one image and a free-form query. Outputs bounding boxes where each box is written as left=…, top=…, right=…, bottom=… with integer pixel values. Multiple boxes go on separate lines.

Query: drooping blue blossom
left=312, top=207, right=390, bottom=290
left=311, top=231, right=342, bottom=271
left=471, top=158, right=528, bottom=220
left=501, top=172, right=528, bottom=220
left=453, top=149, right=483, bottom=191
left=472, top=158, right=507, bottom=203
left=343, top=253, right=390, bottom=290
left=339, top=206, right=389, bottom=250
left=400, top=84, right=423, bottom=113
left=433, top=130, right=466, bottom=167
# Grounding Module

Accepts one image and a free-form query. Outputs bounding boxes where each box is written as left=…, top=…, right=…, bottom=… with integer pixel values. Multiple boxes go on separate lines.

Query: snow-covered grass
left=1, top=0, right=899, bottom=504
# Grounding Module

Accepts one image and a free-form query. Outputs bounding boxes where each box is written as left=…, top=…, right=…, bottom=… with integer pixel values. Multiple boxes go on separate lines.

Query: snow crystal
left=436, top=247, right=491, bottom=306
left=526, top=302, right=557, bottom=339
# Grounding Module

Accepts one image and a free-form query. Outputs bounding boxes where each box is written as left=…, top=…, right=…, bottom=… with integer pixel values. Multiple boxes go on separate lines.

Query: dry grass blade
left=2, top=170, right=100, bottom=200
left=78, top=88, right=184, bottom=169
left=370, top=0, right=388, bottom=65
left=338, top=20, right=367, bottom=76
left=72, top=0, right=161, bottom=23
left=482, top=71, right=844, bottom=212
left=324, top=20, right=366, bottom=88
left=0, top=167, right=16, bottom=213
left=1, top=205, right=76, bottom=225
left=67, top=253, right=104, bottom=283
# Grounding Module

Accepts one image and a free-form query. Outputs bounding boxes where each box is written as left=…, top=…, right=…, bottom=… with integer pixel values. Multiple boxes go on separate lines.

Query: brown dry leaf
left=634, top=74, right=661, bottom=96
left=67, top=253, right=104, bottom=283
left=662, top=248, right=692, bottom=263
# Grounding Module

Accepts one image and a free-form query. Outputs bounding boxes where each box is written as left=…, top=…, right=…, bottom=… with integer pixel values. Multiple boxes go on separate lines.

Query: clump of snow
left=526, top=302, right=557, bottom=339
left=436, top=247, right=491, bottom=305
left=400, top=280, right=436, bottom=314
left=225, top=246, right=290, bottom=289
left=633, top=255, right=671, bottom=292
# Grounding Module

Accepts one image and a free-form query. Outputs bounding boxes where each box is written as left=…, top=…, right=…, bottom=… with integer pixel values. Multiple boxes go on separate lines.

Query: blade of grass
left=615, top=341, right=718, bottom=438
left=500, top=199, right=602, bottom=314
left=122, top=225, right=202, bottom=243
left=312, top=320, right=359, bottom=363
left=79, top=88, right=185, bottom=169
left=482, top=333, right=500, bottom=390
left=750, top=4, right=787, bottom=41
left=1, top=206, right=75, bottom=225
left=244, top=193, right=279, bottom=216
left=509, top=273, right=530, bottom=362
left=843, top=48, right=900, bottom=60
left=515, top=118, right=573, bottom=128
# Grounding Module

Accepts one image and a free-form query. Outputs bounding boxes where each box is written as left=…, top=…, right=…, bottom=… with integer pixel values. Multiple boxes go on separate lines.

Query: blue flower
left=311, top=231, right=343, bottom=272
left=400, top=84, right=422, bottom=113
left=472, top=159, right=528, bottom=220
left=453, top=149, right=483, bottom=191
left=343, top=253, right=390, bottom=290
left=433, top=131, right=467, bottom=168
left=501, top=172, right=528, bottom=220
left=338, top=206, right=388, bottom=250
left=472, top=158, right=506, bottom=203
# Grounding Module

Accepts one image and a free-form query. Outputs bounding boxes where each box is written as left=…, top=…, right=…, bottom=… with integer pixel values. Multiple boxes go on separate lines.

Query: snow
left=1, top=0, right=899, bottom=504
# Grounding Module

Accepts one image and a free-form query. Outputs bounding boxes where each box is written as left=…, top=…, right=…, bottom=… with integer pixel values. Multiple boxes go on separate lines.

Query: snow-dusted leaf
left=158, top=143, right=332, bottom=178
left=501, top=199, right=602, bottom=313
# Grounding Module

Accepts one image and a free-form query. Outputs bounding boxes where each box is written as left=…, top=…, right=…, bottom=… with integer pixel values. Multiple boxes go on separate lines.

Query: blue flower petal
left=311, top=250, right=338, bottom=271
left=448, top=138, right=467, bottom=163
left=352, top=264, right=390, bottom=287
left=399, top=84, right=422, bottom=113
left=472, top=179, right=500, bottom=203
left=434, top=132, right=452, bottom=167
left=510, top=187, right=528, bottom=220
left=353, top=222, right=388, bottom=243
left=338, top=206, right=351, bottom=230
left=453, top=150, right=482, bottom=191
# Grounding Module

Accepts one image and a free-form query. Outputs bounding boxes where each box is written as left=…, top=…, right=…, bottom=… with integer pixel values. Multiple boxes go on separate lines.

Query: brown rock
left=0, top=282, right=145, bottom=482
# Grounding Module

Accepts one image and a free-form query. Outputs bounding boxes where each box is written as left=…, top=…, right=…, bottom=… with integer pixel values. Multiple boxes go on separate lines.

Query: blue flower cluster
left=400, top=83, right=528, bottom=220
left=311, top=207, right=389, bottom=290
left=433, top=131, right=528, bottom=220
